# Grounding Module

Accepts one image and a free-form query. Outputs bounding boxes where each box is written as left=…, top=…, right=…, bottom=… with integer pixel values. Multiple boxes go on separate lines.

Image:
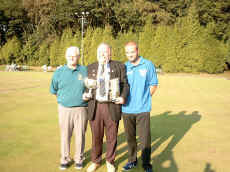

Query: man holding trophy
left=83, top=43, right=129, bottom=172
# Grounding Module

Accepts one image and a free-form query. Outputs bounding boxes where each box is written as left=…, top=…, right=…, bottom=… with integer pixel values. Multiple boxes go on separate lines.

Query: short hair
left=97, top=43, right=111, bottom=58
left=125, top=41, right=138, bottom=49
left=65, top=46, right=80, bottom=58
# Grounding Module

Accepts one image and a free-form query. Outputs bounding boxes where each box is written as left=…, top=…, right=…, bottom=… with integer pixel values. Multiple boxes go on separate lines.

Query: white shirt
left=96, top=63, right=110, bottom=101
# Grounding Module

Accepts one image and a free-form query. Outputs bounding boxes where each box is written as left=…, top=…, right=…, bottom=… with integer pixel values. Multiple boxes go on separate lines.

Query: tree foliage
left=0, top=0, right=229, bottom=73
left=0, top=36, right=21, bottom=64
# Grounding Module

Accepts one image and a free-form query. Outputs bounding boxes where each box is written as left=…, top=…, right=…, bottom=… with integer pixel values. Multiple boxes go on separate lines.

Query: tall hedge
left=0, top=36, right=21, bottom=64
left=84, top=26, right=114, bottom=65
left=115, top=29, right=139, bottom=63
left=49, top=28, right=81, bottom=66
left=0, top=3, right=228, bottom=74
left=34, top=42, right=50, bottom=66
left=137, top=2, right=228, bottom=73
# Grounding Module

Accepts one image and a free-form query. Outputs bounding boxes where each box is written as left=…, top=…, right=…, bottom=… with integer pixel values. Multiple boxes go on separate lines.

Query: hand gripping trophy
left=83, top=77, right=97, bottom=99
left=83, top=77, right=122, bottom=103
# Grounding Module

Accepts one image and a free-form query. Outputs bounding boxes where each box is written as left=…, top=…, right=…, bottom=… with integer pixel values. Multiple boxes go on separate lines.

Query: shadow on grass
left=114, top=110, right=202, bottom=172
left=203, top=163, right=216, bottom=172
left=83, top=110, right=203, bottom=171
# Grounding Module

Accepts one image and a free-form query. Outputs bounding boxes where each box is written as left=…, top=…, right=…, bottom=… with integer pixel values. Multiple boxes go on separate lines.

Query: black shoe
left=122, top=160, right=137, bottom=171
left=145, top=168, right=153, bottom=172
left=59, top=163, right=70, bottom=170
left=75, top=163, right=83, bottom=170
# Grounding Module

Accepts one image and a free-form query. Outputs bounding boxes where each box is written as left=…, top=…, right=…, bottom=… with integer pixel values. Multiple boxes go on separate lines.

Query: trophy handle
left=87, top=88, right=93, bottom=98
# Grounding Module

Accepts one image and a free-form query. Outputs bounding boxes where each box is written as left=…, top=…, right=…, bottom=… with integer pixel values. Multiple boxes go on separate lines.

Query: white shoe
left=87, top=163, right=100, bottom=172
left=106, top=161, right=116, bottom=172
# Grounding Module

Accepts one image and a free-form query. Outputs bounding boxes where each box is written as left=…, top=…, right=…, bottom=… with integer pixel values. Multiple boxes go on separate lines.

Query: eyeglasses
left=67, top=55, right=79, bottom=58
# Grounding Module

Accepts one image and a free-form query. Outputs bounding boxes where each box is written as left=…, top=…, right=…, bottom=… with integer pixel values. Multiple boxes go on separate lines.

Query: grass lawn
left=0, top=71, right=230, bottom=172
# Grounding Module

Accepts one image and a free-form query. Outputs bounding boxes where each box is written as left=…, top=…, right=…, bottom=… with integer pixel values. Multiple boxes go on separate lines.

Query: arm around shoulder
left=119, top=63, right=129, bottom=103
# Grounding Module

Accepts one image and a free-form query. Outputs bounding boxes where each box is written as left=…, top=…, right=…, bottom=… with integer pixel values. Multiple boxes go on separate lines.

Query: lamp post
left=75, top=11, right=89, bottom=65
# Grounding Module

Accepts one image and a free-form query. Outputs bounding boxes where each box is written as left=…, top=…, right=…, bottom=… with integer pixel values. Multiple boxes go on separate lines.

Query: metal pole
left=81, top=16, right=84, bottom=65
left=75, top=12, right=89, bottom=66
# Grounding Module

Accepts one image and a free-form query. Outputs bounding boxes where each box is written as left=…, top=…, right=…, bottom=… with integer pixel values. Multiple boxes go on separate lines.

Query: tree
left=138, top=16, right=156, bottom=61
left=0, top=0, right=29, bottom=39
left=0, top=36, right=21, bottom=64
left=197, top=0, right=230, bottom=41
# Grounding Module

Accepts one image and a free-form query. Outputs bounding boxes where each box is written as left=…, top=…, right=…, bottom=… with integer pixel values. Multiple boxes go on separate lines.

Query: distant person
left=41, top=64, right=47, bottom=72
left=50, top=46, right=88, bottom=170
left=122, top=41, right=158, bottom=172
left=83, top=43, right=129, bottom=172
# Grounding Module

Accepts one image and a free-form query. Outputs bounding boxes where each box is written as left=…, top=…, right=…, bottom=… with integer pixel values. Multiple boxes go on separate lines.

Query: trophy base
left=111, top=98, right=119, bottom=103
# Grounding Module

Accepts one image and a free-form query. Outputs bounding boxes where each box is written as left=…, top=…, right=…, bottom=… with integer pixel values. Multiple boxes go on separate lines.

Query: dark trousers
left=123, top=112, right=152, bottom=170
left=90, top=103, right=119, bottom=164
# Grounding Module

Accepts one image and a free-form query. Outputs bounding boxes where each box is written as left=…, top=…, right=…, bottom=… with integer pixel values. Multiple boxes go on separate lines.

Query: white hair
left=97, top=43, right=111, bottom=59
left=65, top=46, right=80, bottom=58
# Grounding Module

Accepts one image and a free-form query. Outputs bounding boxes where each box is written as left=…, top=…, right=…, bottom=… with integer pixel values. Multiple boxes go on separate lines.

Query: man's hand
left=150, top=85, right=158, bottom=96
left=115, top=97, right=125, bottom=104
left=82, top=92, right=92, bottom=101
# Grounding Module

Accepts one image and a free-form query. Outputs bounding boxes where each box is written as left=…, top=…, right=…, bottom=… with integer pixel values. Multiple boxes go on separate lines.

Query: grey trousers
left=58, top=104, right=88, bottom=164
left=123, top=112, right=152, bottom=170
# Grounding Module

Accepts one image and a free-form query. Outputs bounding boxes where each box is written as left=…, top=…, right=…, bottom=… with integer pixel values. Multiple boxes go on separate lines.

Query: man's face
left=66, top=51, right=79, bottom=67
left=97, top=45, right=111, bottom=64
left=125, top=45, right=139, bottom=63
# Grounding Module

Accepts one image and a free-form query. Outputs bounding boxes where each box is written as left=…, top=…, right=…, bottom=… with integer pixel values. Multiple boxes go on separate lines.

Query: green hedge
left=0, top=15, right=228, bottom=73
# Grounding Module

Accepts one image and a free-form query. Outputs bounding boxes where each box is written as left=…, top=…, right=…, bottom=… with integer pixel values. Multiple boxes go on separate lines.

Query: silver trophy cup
left=84, top=77, right=97, bottom=98
left=109, top=78, right=120, bottom=102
